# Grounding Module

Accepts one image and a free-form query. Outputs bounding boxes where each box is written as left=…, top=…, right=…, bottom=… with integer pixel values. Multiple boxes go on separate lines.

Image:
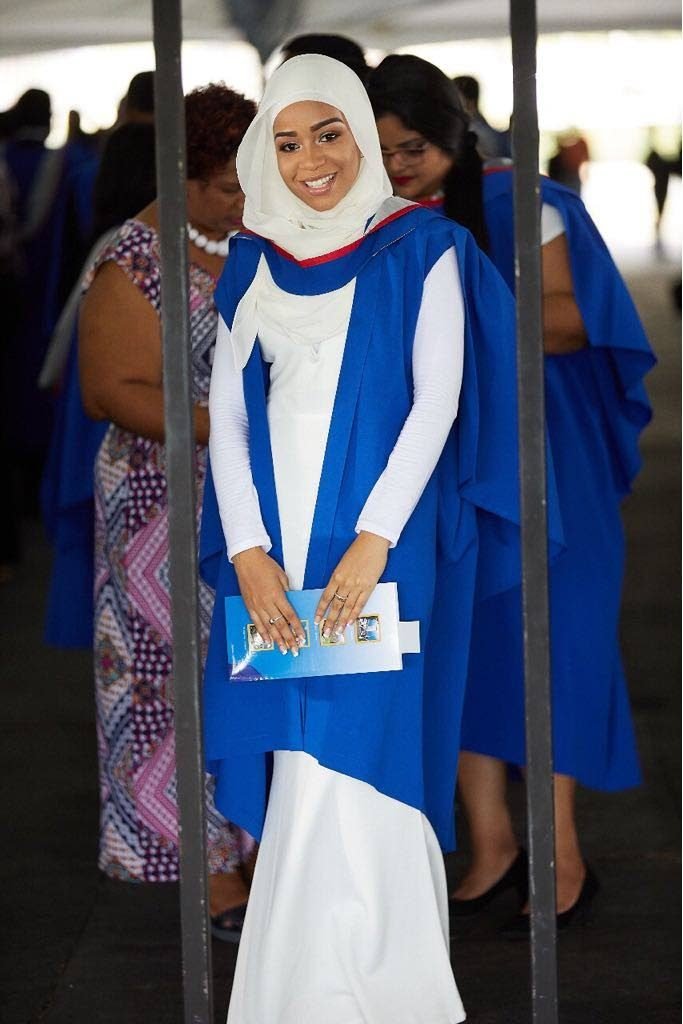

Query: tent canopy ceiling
left=1, top=0, right=679, bottom=60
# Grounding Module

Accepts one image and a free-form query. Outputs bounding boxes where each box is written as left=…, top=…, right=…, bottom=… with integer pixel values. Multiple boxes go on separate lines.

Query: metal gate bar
left=152, top=2, right=214, bottom=1021
left=509, top=1, right=560, bottom=1021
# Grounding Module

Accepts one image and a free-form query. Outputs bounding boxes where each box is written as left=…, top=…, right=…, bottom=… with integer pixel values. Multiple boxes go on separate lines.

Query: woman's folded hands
left=314, top=532, right=390, bottom=639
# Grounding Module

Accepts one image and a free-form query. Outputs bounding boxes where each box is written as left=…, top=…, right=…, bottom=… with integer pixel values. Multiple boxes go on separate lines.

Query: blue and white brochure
left=225, top=582, right=402, bottom=681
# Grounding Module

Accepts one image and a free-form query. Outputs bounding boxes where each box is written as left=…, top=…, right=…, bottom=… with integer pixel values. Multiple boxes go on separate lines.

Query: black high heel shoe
left=500, top=863, right=600, bottom=940
left=449, top=848, right=528, bottom=918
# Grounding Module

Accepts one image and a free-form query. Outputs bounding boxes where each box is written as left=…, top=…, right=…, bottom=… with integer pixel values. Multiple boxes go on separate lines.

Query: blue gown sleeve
left=555, top=186, right=655, bottom=494
left=41, top=326, right=107, bottom=647
left=485, top=170, right=655, bottom=498
left=438, top=227, right=564, bottom=601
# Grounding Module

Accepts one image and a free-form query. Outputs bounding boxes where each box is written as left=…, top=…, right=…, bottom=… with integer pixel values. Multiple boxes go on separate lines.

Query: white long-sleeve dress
left=209, top=247, right=467, bottom=1024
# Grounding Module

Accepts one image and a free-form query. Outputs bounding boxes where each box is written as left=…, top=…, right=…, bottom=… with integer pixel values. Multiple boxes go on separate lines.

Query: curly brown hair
left=185, top=83, right=256, bottom=181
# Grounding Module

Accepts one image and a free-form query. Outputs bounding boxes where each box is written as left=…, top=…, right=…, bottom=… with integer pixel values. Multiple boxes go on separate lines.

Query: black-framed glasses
left=380, top=142, right=431, bottom=164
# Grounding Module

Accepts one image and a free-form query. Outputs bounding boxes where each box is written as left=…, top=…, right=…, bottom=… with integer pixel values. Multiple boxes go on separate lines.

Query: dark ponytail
left=368, top=55, right=489, bottom=252
left=442, top=130, right=488, bottom=251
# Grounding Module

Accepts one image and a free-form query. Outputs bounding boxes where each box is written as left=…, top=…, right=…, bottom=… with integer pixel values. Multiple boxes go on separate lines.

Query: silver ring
left=269, top=614, right=284, bottom=625
left=333, top=592, right=349, bottom=603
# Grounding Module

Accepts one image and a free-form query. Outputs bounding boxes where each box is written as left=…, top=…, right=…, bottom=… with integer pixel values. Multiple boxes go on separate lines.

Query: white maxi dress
left=209, top=249, right=467, bottom=1024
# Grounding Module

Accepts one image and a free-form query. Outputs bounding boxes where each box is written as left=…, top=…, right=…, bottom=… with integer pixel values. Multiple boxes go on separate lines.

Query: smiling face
left=273, top=100, right=362, bottom=211
left=376, top=112, right=454, bottom=202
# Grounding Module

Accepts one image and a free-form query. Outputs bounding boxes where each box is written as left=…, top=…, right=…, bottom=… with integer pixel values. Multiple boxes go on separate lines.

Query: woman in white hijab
left=203, top=53, right=521, bottom=1022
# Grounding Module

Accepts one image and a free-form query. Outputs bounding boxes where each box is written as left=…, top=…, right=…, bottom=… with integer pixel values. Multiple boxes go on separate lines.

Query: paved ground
left=1, top=252, right=680, bottom=1024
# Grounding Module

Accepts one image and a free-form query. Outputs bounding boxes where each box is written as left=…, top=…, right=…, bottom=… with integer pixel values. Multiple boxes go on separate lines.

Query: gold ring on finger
left=269, top=614, right=284, bottom=625
left=333, top=592, right=349, bottom=603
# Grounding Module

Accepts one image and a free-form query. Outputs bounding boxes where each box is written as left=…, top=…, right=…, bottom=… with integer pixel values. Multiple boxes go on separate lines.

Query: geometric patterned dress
left=86, top=220, right=250, bottom=881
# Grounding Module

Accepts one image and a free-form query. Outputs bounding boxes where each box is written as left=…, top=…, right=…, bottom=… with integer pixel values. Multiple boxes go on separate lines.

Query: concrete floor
left=1, top=252, right=680, bottom=1024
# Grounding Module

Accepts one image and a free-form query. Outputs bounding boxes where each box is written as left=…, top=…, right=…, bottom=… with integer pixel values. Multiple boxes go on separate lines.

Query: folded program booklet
left=224, top=582, right=418, bottom=682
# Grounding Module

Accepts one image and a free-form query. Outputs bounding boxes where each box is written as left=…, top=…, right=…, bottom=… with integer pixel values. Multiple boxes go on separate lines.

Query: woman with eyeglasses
left=369, top=53, right=654, bottom=936
left=370, top=78, right=490, bottom=253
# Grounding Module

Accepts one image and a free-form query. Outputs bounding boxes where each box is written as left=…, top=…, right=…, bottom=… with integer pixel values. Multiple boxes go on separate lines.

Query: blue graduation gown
left=4, top=140, right=97, bottom=460
left=200, top=204, right=561, bottom=851
left=460, top=169, right=655, bottom=790
left=41, top=326, right=107, bottom=647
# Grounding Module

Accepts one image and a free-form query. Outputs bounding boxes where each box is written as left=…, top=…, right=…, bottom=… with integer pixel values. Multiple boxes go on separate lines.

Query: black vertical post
left=509, top=1, right=559, bottom=1022
left=152, top=2, right=214, bottom=1022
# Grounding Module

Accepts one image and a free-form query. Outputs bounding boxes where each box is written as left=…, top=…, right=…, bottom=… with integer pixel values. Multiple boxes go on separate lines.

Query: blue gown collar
left=230, top=203, right=432, bottom=297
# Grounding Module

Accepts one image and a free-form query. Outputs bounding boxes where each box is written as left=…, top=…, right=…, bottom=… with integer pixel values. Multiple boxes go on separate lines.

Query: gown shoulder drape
left=460, top=169, right=655, bottom=790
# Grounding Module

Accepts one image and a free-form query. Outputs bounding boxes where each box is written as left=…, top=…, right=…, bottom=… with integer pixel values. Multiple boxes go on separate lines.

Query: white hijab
left=236, top=53, right=392, bottom=261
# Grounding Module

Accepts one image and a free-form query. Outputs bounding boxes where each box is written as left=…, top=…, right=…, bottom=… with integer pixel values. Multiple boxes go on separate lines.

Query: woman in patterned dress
left=79, top=84, right=256, bottom=936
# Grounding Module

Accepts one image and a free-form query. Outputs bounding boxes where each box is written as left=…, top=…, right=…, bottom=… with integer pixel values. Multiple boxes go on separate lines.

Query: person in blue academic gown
left=2, top=90, right=99, bottom=512
left=199, top=54, right=550, bottom=1020
left=369, top=53, right=655, bottom=934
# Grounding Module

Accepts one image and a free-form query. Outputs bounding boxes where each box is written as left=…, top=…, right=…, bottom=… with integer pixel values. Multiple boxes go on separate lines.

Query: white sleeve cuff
left=228, top=534, right=273, bottom=563
left=354, top=520, right=398, bottom=548
left=541, top=202, right=565, bottom=245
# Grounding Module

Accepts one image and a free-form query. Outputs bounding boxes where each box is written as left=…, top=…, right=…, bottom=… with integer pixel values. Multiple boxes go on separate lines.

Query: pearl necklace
left=187, top=223, right=232, bottom=257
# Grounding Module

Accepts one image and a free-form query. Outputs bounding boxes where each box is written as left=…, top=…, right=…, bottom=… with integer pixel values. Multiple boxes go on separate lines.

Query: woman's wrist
left=232, top=546, right=264, bottom=566
left=357, top=530, right=391, bottom=551
left=229, top=536, right=272, bottom=563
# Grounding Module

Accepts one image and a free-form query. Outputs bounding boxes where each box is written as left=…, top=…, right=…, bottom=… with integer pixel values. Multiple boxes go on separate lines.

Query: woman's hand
left=314, top=532, right=390, bottom=638
left=233, top=547, right=306, bottom=655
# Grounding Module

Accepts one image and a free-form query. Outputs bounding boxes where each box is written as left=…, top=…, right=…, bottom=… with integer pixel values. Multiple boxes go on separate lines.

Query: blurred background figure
left=547, top=129, right=590, bottom=195
left=62, top=110, right=102, bottom=253
left=77, top=84, right=257, bottom=940
left=40, top=122, right=158, bottom=650
left=280, top=32, right=369, bottom=82
left=67, top=109, right=95, bottom=146
left=0, top=71, right=157, bottom=580
left=2, top=88, right=54, bottom=225
left=644, top=133, right=681, bottom=257
left=71, top=72, right=157, bottom=272
left=0, top=88, right=99, bottom=552
left=116, top=70, right=155, bottom=127
left=0, top=88, right=60, bottom=565
left=0, top=135, right=21, bottom=581
left=453, top=74, right=511, bottom=161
